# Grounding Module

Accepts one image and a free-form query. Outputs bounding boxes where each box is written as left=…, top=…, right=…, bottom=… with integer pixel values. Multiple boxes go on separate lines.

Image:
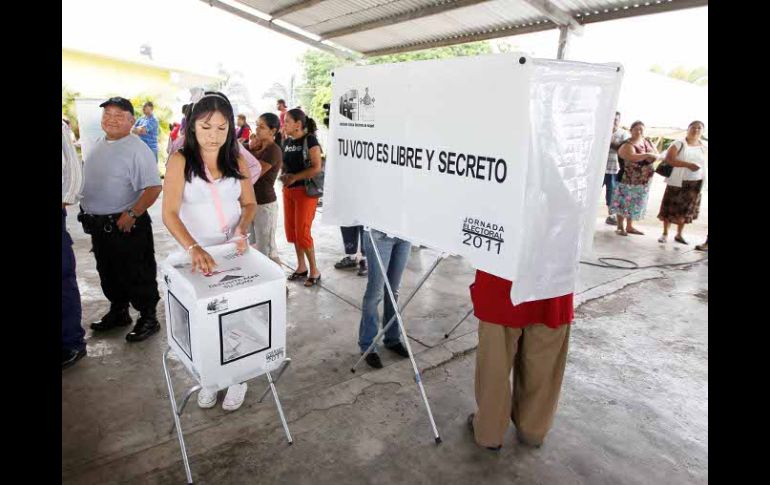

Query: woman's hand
left=280, top=173, right=298, bottom=185
left=190, top=246, right=217, bottom=275
left=233, top=227, right=249, bottom=255
left=687, top=162, right=700, bottom=172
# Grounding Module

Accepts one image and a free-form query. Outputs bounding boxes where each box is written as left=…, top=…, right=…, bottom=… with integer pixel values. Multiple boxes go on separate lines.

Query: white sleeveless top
left=666, top=140, right=707, bottom=187
left=179, top=174, right=242, bottom=247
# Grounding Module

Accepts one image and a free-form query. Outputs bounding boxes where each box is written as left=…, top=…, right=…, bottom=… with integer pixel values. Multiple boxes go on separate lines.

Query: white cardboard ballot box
left=161, top=244, right=287, bottom=392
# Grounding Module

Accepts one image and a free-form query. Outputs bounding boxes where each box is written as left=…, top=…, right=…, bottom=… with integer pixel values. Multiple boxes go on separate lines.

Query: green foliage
left=62, top=85, right=81, bottom=138
left=649, top=65, right=708, bottom=86
left=296, top=50, right=348, bottom=121
left=297, top=41, right=494, bottom=122
left=367, top=41, right=492, bottom=65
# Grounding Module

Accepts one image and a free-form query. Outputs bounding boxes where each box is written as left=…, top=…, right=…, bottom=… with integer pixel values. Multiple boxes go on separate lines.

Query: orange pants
left=283, top=186, right=318, bottom=249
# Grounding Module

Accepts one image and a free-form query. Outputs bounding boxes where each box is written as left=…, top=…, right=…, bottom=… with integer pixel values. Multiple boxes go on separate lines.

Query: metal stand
left=352, top=230, right=442, bottom=444
left=444, top=307, right=474, bottom=339
left=162, top=349, right=294, bottom=483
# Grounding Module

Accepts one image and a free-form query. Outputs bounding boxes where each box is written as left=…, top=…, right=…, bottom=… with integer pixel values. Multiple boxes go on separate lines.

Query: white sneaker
left=197, top=388, right=218, bottom=409
left=222, top=383, right=248, bottom=411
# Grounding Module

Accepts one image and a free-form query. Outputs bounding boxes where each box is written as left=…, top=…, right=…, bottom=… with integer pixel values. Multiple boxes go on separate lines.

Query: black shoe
left=385, top=342, right=409, bottom=358
left=62, top=347, right=87, bottom=369
left=364, top=352, right=383, bottom=369
left=126, top=313, right=160, bottom=342
left=467, top=413, right=502, bottom=451
left=335, top=256, right=358, bottom=270
left=91, top=307, right=132, bottom=331
left=357, top=260, right=368, bottom=276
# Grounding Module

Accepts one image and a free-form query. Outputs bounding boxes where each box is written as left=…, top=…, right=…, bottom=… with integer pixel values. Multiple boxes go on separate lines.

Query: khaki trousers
left=473, top=320, right=570, bottom=447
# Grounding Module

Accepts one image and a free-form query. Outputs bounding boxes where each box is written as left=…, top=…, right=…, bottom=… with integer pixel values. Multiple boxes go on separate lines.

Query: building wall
left=62, top=49, right=177, bottom=103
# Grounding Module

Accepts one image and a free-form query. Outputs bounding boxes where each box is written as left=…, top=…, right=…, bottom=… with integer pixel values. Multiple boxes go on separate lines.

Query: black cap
left=99, top=97, right=134, bottom=116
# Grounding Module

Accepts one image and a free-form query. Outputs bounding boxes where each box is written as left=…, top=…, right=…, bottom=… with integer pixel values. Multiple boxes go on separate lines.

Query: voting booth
left=323, top=53, right=624, bottom=442
left=160, top=244, right=292, bottom=484
left=161, top=244, right=287, bottom=392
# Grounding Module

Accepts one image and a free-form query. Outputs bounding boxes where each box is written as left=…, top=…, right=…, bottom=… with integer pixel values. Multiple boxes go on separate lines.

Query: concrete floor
left=62, top=176, right=708, bottom=484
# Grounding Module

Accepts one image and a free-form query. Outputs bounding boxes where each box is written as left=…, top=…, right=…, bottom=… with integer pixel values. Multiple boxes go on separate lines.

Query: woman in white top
left=162, top=91, right=258, bottom=411
left=657, top=121, right=707, bottom=244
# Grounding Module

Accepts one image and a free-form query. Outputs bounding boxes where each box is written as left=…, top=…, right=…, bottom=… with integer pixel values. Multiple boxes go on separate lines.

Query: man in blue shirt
left=132, top=101, right=159, bottom=159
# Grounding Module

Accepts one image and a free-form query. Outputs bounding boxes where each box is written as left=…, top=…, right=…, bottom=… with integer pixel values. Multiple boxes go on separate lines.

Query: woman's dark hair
left=259, top=112, right=283, bottom=146
left=630, top=120, right=645, bottom=131
left=688, top=120, right=705, bottom=130
left=180, top=91, right=244, bottom=183
left=182, top=103, right=192, bottom=118
left=286, top=108, right=317, bottom=136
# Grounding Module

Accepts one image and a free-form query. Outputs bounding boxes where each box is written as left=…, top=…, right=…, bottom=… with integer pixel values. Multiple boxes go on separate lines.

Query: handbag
left=655, top=161, right=674, bottom=178
left=302, top=136, right=325, bottom=198
left=656, top=141, right=684, bottom=179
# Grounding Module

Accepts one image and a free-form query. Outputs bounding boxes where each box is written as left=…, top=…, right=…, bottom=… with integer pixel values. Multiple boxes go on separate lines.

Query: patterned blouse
left=619, top=138, right=655, bottom=186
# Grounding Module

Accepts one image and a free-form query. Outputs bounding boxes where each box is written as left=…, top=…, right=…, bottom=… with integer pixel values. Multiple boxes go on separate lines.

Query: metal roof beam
left=521, top=0, right=583, bottom=34
left=269, top=0, right=325, bottom=19
left=573, top=0, right=708, bottom=25
left=319, top=0, right=492, bottom=40
left=363, top=20, right=556, bottom=57
left=202, top=0, right=359, bottom=59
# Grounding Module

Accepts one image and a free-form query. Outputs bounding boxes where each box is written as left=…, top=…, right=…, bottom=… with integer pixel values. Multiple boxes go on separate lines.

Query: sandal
left=616, top=229, right=628, bottom=236
left=627, top=228, right=644, bottom=235
left=658, top=235, right=668, bottom=243
left=674, top=235, right=688, bottom=245
left=304, top=274, right=322, bottom=287
left=287, top=270, right=308, bottom=281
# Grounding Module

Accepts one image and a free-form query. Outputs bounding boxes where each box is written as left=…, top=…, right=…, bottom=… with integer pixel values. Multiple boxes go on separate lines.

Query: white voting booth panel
left=161, top=245, right=287, bottom=392
left=325, top=54, right=532, bottom=281
left=323, top=53, right=622, bottom=305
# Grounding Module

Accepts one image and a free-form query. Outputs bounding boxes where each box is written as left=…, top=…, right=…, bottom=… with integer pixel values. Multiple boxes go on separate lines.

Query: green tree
left=649, top=65, right=707, bottom=86
left=297, top=41, right=494, bottom=122
left=62, top=85, right=81, bottom=138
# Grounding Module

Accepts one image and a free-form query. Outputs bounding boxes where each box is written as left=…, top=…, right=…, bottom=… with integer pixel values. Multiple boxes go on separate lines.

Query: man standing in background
left=132, top=101, right=159, bottom=160
left=63, top=121, right=87, bottom=369
left=81, top=97, right=163, bottom=343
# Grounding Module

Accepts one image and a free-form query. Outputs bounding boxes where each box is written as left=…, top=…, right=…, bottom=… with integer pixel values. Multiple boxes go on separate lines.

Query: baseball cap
left=99, top=97, right=135, bottom=116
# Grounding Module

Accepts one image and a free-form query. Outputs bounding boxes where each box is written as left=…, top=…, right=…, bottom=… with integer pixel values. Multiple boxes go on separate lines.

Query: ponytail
left=306, top=117, right=317, bottom=135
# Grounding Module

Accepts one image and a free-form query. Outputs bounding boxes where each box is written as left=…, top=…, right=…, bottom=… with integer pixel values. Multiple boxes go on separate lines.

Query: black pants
left=341, top=225, right=366, bottom=257
left=90, top=213, right=160, bottom=314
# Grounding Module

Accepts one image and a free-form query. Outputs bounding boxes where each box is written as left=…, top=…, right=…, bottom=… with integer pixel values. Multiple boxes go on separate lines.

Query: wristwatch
left=127, top=209, right=138, bottom=219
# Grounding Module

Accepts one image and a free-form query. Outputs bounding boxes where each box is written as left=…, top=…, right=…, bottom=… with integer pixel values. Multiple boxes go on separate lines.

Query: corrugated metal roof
left=228, top=0, right=707, bottom=56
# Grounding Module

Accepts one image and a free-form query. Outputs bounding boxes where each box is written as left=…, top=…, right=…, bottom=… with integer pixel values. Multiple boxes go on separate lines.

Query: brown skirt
left=657, top=180, right=703, bottom=224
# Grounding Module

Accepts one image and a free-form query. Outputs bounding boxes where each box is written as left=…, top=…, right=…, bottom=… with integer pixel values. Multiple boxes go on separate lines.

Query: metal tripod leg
left=267, top=369, right=293, bottom=445
left=257, top=358, right=291, bottom=403
left=444, top=307, right=474, bottom=339
left=351, top=254, right=445, bottom=373
left=167, top=384, right=202, bottom=435
left=364, top=230, right=442, bottom=444
left=162, top=348, right=195, bottom=484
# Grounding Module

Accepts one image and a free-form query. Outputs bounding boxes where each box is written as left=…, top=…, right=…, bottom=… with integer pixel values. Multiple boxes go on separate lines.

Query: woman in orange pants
left=279, top=108, right=323, bottom=287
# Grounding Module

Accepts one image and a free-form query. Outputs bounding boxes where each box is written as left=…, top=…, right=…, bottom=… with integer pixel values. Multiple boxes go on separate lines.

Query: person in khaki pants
left=467, top=270, right=574, bottom=450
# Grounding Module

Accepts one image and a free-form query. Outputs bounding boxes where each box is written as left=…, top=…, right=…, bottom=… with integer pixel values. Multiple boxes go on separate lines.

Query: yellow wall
left=62, top=49, right=177, bottom=103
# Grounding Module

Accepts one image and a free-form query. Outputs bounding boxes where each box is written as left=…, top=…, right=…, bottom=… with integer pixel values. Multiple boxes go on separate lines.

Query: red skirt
left=470, top=270, right=574, bottom=329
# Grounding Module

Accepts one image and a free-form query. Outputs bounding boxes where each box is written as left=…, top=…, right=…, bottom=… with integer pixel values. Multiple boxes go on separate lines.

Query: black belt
left=79, top=210, right=145, bottom=234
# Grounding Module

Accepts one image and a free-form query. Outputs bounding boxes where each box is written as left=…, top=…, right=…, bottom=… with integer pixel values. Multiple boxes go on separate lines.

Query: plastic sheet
left=510, top=59, right=623, bottom=305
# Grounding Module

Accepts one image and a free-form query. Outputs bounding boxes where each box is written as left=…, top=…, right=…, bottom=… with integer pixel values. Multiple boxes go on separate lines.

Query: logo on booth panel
left=461, top=216, right=505, bottom=255
left=339, top=87, right=375, bottom=127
